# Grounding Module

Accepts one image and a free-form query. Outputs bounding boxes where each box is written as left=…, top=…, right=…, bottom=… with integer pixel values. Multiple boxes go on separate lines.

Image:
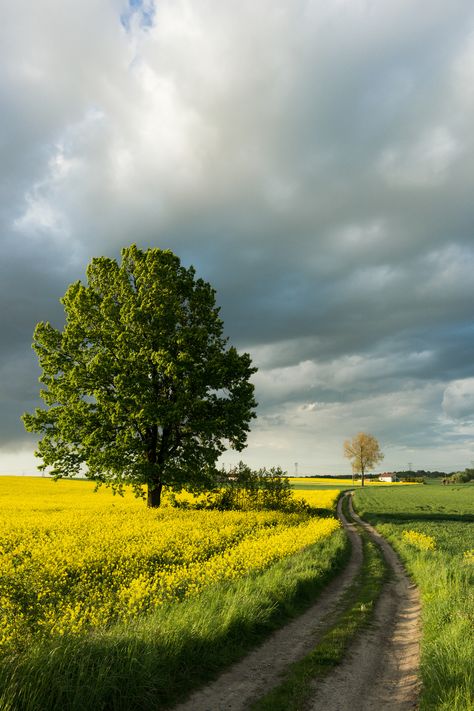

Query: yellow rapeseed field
left=294, top=489, right=340, bottom=510
left=0, top=477, right=340, bottom=651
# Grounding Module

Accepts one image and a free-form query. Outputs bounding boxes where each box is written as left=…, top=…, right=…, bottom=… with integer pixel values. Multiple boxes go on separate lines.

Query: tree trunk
left=147, top=481, right=163, bottom=508
left=361, top=466, right=365, bottom=487
left=146, top=423, right=162, bottom=507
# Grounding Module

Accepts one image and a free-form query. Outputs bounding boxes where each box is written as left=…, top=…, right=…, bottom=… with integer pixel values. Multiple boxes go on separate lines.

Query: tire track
left=308, top=494, right=421, bottom=711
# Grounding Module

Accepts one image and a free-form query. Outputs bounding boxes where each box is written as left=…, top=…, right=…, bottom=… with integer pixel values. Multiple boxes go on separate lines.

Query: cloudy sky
left=2, top=0, right=474, bottom=476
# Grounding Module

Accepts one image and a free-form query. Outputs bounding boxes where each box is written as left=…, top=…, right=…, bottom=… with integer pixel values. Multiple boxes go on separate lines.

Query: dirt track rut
left=309, top=497, right=421, bottom=711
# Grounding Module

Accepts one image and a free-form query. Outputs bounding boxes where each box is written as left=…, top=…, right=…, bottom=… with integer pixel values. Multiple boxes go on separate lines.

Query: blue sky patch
left=121, top=0, right=155, bottom=32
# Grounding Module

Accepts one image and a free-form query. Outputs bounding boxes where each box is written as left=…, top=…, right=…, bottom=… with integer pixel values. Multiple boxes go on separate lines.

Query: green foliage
left=171, top=462, right=307, bottom=512
left=23, top=245, right=257, bottom=505
left=443, top=468, right=474, bottom=484
left=395, top=470, right=447, bottom=479
left=217, top=462, right=295, bottom=511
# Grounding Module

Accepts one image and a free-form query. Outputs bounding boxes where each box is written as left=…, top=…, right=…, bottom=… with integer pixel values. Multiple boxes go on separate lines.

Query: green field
left=289, top=476, right=418, bottom=491
left=354, top=481, right=474, bottom=711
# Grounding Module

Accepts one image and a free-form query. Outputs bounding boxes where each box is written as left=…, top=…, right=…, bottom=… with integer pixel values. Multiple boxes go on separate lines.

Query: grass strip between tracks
left=252, top=495, right=388, bottom=711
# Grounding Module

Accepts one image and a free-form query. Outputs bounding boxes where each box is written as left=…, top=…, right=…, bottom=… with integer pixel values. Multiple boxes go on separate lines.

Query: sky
left=1, top=0, right=474, bottom=476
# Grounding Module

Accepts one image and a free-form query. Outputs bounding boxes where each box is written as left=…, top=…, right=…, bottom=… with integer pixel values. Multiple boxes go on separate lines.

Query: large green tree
left=23, top=245, right=257, bottom=506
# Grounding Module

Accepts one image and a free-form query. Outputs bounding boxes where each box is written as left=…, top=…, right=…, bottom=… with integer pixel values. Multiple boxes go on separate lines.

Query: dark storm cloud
left=2, top=0, right=474, bottom=472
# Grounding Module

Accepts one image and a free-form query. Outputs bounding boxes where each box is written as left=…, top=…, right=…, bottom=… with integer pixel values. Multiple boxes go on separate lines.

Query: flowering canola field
left=293, top=488, right=340, bottom=510
left=0, top=477, right=339, bottom=652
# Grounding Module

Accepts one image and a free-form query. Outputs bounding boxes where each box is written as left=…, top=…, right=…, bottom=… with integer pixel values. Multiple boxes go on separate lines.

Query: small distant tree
left=343, top=432, right=384, bottom=487
left=23, top=245, right=257, bottom=507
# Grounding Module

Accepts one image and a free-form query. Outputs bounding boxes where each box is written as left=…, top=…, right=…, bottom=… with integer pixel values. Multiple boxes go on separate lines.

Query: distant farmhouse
left=378, top=472, right=399, bottom=483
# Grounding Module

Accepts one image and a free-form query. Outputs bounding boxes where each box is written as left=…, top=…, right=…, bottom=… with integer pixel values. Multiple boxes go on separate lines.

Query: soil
left=172, top=494, right=421, bottom=711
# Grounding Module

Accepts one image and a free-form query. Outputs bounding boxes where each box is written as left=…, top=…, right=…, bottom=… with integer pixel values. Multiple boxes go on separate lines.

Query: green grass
left=0, top=530, right=348, bottom=711
left=355, top=480, right=474, bottom=520
left=354, top=482, right=474, bottom=711
left=251, top=502, right=387, bottom=711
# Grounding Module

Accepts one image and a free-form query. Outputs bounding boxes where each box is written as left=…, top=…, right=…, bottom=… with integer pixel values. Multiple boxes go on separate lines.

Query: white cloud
left=443, top=378, right=474, bottom=421
left=378, top=126, right=460, bottom=187
left=253, top=350, right=435, bottom=404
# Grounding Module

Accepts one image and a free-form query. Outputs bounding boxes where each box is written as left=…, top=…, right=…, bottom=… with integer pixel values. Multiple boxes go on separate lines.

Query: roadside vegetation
left=354, top=481, right=474, bottom=711
left=0, top=476, right=346, bottom=710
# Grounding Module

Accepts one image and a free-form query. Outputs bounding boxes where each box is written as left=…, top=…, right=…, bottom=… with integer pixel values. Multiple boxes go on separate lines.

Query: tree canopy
left=343, top=432, right=384, bottom=487
left=23, top=245, right=257, bottom=506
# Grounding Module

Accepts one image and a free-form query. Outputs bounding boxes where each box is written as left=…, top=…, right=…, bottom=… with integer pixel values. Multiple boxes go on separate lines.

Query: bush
left=443, top=469, right=474, bottom=485
left=171, top=462, right=308, bottom=513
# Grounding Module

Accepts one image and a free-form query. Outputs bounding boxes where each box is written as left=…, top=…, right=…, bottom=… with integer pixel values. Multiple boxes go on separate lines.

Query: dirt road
left=308, top=497, right=421, bottom=711
left=172, top=493, right=421, bottom=711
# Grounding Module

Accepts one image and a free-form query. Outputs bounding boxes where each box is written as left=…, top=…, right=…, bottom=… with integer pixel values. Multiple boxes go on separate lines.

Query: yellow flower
left=463, top=549, right=474, bottom=564
left=293, top=490, right=340, bottom=510
left=402, top=530, right=436, bottom=551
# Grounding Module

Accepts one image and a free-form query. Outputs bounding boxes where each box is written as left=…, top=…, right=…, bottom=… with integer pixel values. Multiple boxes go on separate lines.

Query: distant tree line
left=442, top=468, right=474, bottom=485
left=298, top=470, right=447, bottom=481
left=393, top=470, right=448, bottom=478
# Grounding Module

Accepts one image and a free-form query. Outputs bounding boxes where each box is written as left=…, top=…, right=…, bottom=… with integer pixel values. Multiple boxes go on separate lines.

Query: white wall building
left=378, top=473, right=399, bottom=482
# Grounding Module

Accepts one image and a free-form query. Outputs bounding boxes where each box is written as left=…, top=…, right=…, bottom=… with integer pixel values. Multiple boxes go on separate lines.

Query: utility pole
left=294, top=462, right=298, bottom=477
